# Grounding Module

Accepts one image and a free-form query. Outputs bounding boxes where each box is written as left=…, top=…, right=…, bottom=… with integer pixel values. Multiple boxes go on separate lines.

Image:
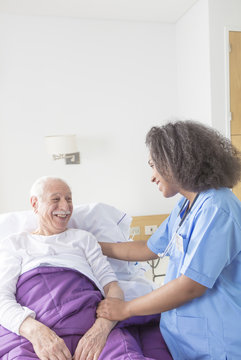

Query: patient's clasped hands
left=20, top=316, right=110, bottom=360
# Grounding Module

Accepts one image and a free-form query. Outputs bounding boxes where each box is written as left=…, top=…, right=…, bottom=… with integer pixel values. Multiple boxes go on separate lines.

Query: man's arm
left=99, top=240, right=158, bottom=261
left=74, top=281, right=124, bottom=360
left=97, top=275, right=207, bottom=321
left=0, top=243, right=72, bottom=360
left=20, top=317, right=72, bottom=360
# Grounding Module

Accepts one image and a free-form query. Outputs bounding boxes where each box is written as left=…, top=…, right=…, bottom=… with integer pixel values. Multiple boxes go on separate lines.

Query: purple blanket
left=0, top=267, right=172, bottom=359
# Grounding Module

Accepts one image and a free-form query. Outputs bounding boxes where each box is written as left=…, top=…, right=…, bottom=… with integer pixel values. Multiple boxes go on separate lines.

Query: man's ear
left=30, top=196, right=39, bottom=214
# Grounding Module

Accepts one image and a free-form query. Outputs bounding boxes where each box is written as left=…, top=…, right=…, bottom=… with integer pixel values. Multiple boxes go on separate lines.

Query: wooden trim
left=130, top=214, right=169, bottom=241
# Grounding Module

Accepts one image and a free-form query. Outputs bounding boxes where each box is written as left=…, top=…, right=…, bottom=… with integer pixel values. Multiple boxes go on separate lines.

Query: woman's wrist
left=124, top=301, right=133, bottom=318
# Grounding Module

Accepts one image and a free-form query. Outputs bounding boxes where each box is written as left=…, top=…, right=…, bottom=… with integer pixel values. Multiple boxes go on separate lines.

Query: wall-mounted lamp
left=45, top=134, right=80, bottom=165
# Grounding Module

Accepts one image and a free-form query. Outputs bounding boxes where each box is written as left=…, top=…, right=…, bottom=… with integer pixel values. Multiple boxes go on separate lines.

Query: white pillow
left=0, top=202, right=154, bottom=299
left=0, top=202, right=130, bottom=240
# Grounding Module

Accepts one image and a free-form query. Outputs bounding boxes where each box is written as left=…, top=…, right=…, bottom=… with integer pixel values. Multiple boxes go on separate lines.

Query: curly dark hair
left=145, top=120, right=241, bottom=192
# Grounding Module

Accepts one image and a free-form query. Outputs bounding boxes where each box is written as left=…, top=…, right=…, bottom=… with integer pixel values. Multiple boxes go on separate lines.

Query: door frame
left=224, top=26, right=241, bottom=139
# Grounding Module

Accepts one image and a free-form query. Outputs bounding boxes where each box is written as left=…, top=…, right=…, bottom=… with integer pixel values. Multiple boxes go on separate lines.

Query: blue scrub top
left=147, top=188, right=241, bottom=360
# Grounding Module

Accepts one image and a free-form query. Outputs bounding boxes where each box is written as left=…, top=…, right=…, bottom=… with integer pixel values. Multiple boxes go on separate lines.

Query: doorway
left=229, top=31, right=241, bottom=200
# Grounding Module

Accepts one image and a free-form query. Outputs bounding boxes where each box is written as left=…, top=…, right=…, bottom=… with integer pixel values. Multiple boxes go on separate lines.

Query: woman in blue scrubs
left=97, top=120, right=241, bottom=360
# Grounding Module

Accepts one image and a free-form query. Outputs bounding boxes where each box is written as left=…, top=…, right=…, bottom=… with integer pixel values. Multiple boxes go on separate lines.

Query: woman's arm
left=97, top=275, right=207, bottom=321
left=99, top=240, right=158, bottom=261
left=74, top=281, right=124, bottom=360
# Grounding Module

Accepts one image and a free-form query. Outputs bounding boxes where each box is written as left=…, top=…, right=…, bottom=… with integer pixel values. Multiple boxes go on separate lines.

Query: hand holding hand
left=96, top=298, right=129, bottom=321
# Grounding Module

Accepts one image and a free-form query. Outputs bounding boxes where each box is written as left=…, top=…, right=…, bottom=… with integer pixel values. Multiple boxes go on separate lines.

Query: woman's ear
left=30, top=196, right=39, bottom=214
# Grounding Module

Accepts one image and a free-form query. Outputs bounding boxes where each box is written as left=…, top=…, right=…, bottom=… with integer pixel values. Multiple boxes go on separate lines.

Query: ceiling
left=0, top=0, right=198, bottom=23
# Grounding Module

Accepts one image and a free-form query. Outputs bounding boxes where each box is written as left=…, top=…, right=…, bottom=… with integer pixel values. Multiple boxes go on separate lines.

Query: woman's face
left=148, top=157, right=180, bottom=198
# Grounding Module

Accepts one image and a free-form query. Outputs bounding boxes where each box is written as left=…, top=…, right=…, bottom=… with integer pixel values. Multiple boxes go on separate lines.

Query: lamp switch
left=145, top=225, right=158, bottom=235
left=65, top=152, right=80, bottom=165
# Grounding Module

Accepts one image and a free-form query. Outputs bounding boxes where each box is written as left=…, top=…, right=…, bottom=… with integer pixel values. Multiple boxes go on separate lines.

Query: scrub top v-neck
left=147, top=188, right=241, bottom=360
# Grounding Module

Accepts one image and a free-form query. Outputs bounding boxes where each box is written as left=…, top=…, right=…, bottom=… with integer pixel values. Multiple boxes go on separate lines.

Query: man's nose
left=59, top=198, right=69, bottom=210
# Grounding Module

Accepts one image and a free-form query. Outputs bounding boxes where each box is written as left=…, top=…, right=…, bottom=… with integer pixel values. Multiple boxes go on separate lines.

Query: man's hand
left=73, top=319, right=112, bottom=360
left=96, top=298, right=129, bottom=321
left=74, top=281, right=124, bottom=359
left=19, top=317, right=72, bottom=360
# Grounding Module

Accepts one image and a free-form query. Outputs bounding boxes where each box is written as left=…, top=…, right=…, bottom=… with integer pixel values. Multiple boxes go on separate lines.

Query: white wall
left=176, top=0, right=241, bottom=136
left=0, top=14, right=178, bottom=215
left=176, top=0, right=212, bottom=125
left=208, top=0, right=241, bottom=136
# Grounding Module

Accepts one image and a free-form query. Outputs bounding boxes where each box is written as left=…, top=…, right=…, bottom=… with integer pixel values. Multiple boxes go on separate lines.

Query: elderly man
left=0, top=176, right=124, bottom=360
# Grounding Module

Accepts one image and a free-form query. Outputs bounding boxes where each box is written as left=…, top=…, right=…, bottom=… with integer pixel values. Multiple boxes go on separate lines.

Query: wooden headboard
left=130, top=214, right=169, bottom=241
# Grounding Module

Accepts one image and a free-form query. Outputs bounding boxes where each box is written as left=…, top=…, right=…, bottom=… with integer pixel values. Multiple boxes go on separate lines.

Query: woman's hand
left=96, top=298, right=130, bottom=321
left=19, top=317, right=72, bottom=360
left=73, top=319, right=112, bottom=360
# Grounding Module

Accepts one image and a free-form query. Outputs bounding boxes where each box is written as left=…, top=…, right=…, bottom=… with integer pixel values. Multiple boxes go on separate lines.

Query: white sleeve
left=84, top=234, right=117, bottom=288
left=0, top=246, right=36, bottom=335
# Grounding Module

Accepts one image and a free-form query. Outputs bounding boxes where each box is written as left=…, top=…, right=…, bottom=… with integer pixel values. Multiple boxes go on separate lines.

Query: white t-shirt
left=0, top=228, right=117, bottom=335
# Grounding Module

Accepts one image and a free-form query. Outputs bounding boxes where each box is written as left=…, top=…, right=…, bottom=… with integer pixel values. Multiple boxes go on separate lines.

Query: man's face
left=33, top=179, right=73, bottom=236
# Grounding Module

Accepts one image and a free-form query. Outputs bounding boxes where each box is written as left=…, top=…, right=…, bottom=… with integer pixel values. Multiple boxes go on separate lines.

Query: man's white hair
left=30, top=176, right=71, bottom=200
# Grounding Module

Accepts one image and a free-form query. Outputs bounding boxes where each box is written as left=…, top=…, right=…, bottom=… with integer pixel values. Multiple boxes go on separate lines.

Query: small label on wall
left=145, top=225, right=158, bottom=235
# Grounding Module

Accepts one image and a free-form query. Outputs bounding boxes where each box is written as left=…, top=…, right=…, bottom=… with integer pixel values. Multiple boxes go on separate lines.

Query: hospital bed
left=131, top=214, right=169, bottom=283
left=0, top=203, right=172, bottom=359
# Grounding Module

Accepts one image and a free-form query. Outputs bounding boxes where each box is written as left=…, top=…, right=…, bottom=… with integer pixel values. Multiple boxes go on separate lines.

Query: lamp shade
left=45, top=135, right=78, bottom=155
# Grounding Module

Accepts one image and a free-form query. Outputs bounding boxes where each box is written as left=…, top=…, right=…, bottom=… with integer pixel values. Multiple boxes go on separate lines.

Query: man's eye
left=52, top=198, right=59, bottom=201
left=67, top=198, right=72, bottom=202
